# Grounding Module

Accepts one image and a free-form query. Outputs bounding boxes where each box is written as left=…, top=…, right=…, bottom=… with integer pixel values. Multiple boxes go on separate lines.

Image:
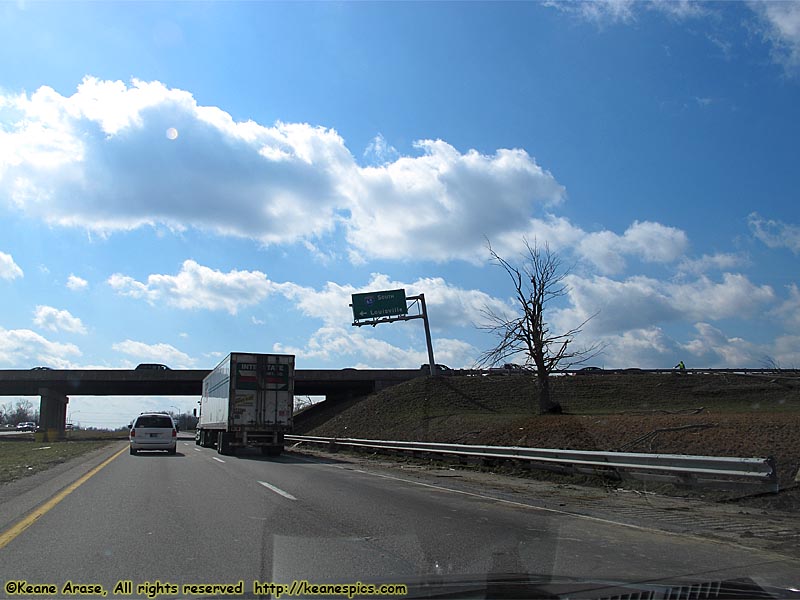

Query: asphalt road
left=1, top=439, right=797, bottom=599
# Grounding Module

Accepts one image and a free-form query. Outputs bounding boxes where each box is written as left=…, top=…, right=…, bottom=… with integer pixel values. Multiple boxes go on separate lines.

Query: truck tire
left=217, top=432, right=231, bottom=455
left=200, top=430, right=214, bottom=449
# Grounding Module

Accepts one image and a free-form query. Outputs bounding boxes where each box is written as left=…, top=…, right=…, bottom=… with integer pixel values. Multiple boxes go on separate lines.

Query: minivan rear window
left=135, top=416, right=173, bottom=428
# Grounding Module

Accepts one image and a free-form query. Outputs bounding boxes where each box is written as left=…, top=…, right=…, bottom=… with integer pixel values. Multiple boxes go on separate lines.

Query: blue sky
left=1, top=1, right=799, bottom=427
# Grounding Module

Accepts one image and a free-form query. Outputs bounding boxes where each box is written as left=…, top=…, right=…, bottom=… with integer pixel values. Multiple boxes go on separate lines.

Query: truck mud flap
left=217, top=432, right=234, bottom=455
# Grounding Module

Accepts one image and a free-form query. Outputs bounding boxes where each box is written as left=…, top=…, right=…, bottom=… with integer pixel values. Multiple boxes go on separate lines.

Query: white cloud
left=274, top=272, right=514, bottom=331
left=0, top=78, right=353, bottom=243
left=546, top=1, right=800, bottom=73
left=0, top=77, right=701, bottom=268
left=706, top=34, right=734, bottom=60
left=66, top=274, right=88, bottom=290
left=105, top=262, right=514, bottom=338
left=144, top=268, right=494, bottom=369
left=682, top=322, right=762, bottom=367
left=584, top=320, right=800, bottom=370
left=554, top=272, right=775, bottom=335
left=106, top=263, right=386, bottom=323
left=544, top=0, right=708, bottom=26
left=772, top=284, right=800, bottom=330
left=33, top=305, right=87, bottom=334
left=750, top=0, right=800, bottom=72
left=273, top=325, right=477, bottom=369
left=0, top=327, right=81, bottom=368
left=577, top=221, right=688, bottom=274
left=0, top=77, right=566, bottom=263
left=108, top=259, right=276, bottom=315
left=678, top=252, right=747, bottom=275
left=669, top=273, right=775, bottom=320
left=345, top=141, right=565, bottom=263
left=363, top=133, right=399, bottom=166
left=592, top=327, right=681, bottom=369
left=652, top=0, right=710, bottom=21
left=555, top=275, right=677, bottom=335
left=274, top=326, right=423, bottom=367
left=489, top=216, right=689, bottom=275
left=772, top=335, right=800, bottom=368
left=0, top=251, right=23, bottom=280
left=112, top=339, right=193, bottom=367
left=748, top=212, right=800, bottom=253
left=543, top=0, right=637, bottom=25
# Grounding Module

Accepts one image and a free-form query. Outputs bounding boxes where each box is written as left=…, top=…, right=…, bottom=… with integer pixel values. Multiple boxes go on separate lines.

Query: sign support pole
left=350, top=290, right=437, bottom=376
left=419, top=294, right=436, bottom=376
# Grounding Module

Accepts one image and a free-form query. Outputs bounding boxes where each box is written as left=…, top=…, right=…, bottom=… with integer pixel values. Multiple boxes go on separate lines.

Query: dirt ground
left=297, top=372, right=800, bottom=501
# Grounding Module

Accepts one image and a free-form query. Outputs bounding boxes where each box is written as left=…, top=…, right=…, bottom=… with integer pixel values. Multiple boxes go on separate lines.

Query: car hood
left=348, top=573, right=798, bottom=600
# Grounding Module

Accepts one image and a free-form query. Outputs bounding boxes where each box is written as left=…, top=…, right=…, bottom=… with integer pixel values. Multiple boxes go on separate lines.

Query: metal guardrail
left=461, top=368, right=800, bottom=376
left=286, top=435, right=778, bottom=492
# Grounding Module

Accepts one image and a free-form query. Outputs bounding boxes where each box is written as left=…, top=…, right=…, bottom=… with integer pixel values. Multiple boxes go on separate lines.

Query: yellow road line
left=0, top=445, right=127, bottom=550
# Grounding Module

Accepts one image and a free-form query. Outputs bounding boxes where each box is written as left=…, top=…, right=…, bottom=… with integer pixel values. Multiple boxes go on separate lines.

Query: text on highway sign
left=351, top=289, right=408, bottom=321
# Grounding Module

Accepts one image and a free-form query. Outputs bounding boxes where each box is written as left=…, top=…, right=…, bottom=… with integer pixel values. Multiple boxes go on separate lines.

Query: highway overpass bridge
left=0, top=369, right=423, bottom=438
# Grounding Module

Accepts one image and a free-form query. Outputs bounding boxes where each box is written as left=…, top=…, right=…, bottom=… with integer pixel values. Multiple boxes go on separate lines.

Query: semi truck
left=195, top=352, right=295, bottom=456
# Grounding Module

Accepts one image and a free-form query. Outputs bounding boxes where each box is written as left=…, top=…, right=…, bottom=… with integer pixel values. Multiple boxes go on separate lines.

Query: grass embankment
left=298, top=373, right=800, bottom=487
left=0, top=439, right=117, bottom=484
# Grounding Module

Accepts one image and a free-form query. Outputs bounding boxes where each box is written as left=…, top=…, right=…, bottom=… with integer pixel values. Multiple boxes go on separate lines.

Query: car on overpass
left=135, top=363, right=171, bottom=371
left=420, top=364, right=451, bottom=372
left=16, top=421, right=37, bottom=431
left=488, top=363, right=530, bottom=375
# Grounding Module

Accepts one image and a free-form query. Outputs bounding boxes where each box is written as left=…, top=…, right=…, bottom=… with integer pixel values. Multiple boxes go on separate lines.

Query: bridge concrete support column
left=37, top=388, right=69, bottom=442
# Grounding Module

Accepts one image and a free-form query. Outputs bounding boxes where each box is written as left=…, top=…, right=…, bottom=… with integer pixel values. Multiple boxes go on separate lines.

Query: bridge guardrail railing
left=285, top=435, right=778, bottom=493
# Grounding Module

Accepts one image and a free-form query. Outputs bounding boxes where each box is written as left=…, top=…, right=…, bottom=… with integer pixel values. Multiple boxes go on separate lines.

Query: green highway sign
left=352, top=289, right=408, bottom=321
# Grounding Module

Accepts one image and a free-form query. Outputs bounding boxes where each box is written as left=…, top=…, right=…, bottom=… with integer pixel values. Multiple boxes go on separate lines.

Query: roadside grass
left=0, top=440, right=116, bottom=484
left=300, top=373, right=800, bottom=490
left=412, top=373, right=800, bottom=417
left=62, top=430, right=128, bottom=441
left=299, top=374, right=800, bottom=438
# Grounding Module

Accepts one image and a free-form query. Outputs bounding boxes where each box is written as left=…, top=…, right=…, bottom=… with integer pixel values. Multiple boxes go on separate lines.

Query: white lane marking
left=287, top=457, right=788, bottom=553
left=194, top=448, right=203, bottom=452
left=344, top=469, right=695, bottom=537
left=258, top=481, right=297, bottom=501
left=212, top=457, right=225, bottom=463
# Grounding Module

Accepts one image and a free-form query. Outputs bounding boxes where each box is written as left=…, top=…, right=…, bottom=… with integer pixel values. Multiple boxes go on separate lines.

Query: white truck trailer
left=196, top=352, right=294, bottom=456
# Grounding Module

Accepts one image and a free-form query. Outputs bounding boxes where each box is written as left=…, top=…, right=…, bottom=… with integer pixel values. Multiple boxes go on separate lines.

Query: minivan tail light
left=130, top=429, right=135, bottom=437
left=172, top=428, right=177, bottom=438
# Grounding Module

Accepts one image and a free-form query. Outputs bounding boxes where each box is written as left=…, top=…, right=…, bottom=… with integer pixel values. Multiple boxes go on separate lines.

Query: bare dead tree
left=478, top=239, right=601, bottom=414
left=760, top=355, right=781, bottom=372
left=294, top=395, right=316, bottom=413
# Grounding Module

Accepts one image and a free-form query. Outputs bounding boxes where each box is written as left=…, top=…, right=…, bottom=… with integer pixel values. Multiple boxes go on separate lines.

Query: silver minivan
left=129, top=413, right=177, bottom=455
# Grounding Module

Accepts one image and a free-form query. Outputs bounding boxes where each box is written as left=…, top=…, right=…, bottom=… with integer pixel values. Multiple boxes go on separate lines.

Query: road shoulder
left=0, top=441, right=127, bottom=534
left=288, top=446, right=800, bottom=561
